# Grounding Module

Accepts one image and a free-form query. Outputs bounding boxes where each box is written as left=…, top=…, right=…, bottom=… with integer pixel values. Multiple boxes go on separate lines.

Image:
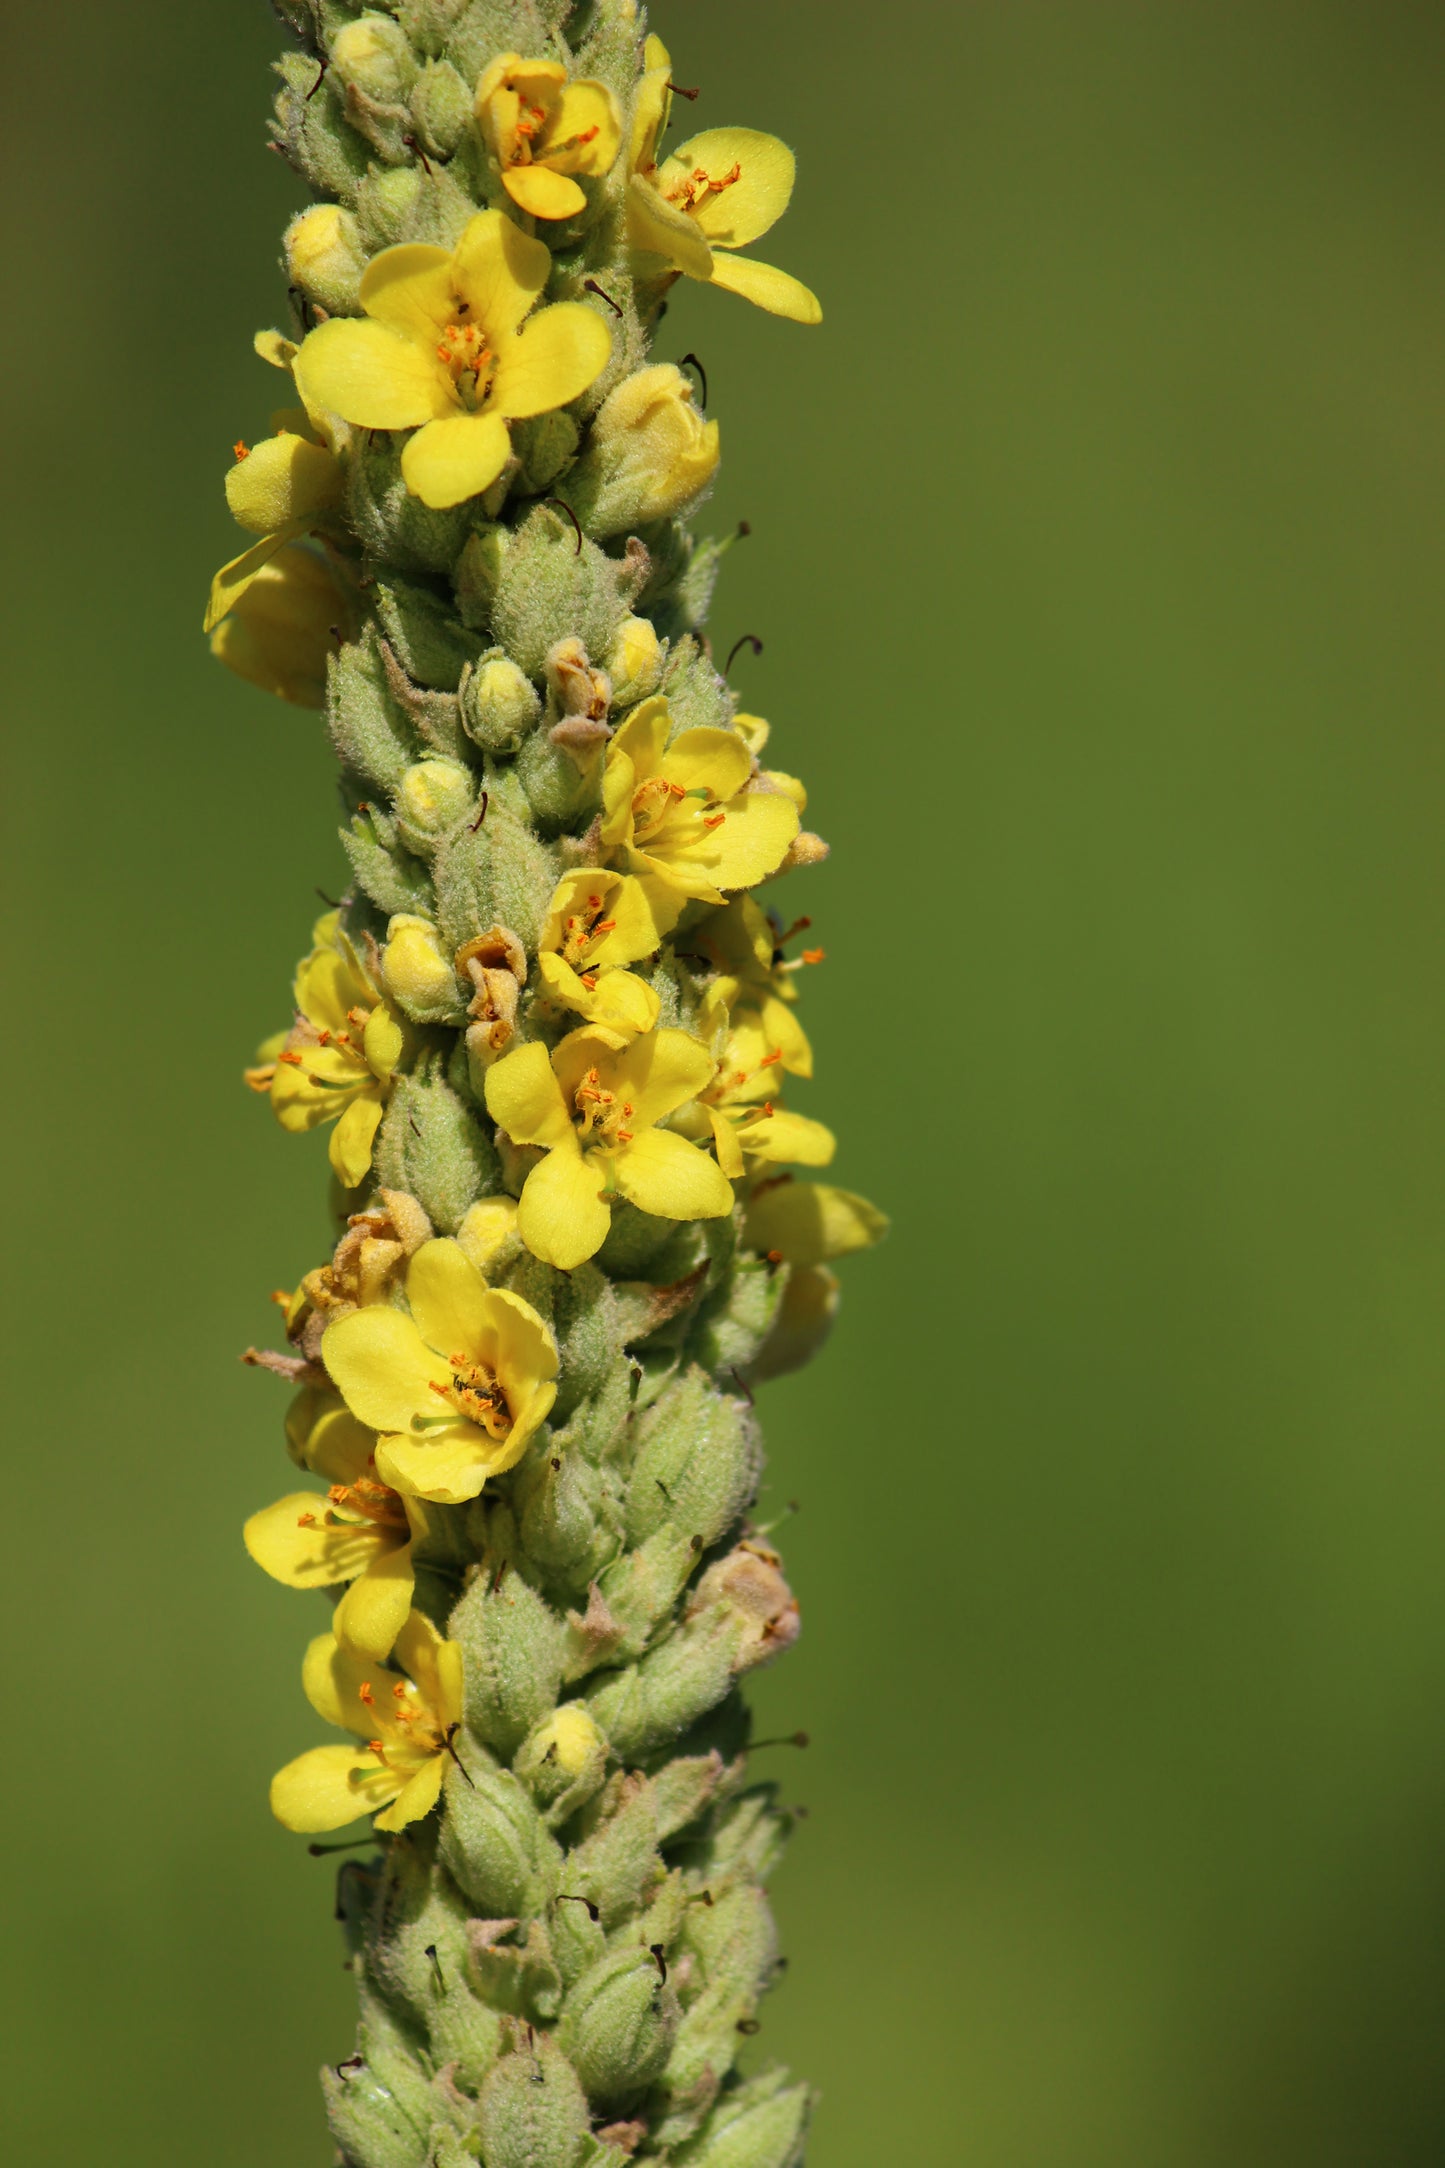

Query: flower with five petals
left=292, top=210, right=611, bottom=509
left=474, top=53, right=622, bottom=221
left=269, top=1611, right=464, bottom=1835
left=627, top=38, right=820, bottom=323
left=322, top=1238, right=558, bottom=1504
left=601, top=700, right=800, bottom=935
left=484, top=1025, right=734, bottom=1270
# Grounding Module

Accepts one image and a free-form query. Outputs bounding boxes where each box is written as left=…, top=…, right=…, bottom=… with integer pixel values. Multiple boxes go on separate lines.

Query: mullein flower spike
left=215, top=6, right=883, bottom=2161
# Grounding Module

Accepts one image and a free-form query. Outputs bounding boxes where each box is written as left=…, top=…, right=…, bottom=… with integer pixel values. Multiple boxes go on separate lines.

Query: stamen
left=232, top=441, right=249, bottom=461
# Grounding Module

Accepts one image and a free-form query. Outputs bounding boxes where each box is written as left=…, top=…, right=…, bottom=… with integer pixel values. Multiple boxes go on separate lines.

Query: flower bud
left=381, top=913, right=463, bottom=1024
left=566, top=365, right=720, bottom=535
left=410, top=59, right=473, bottom=158
left=477, top=2038, right=591, bottom=2168
left=559, top=1946, right=679, bottom=2104
left=283, top=202, right=367, bottom=315
left=330, top=13, right=416, bottom=104
left=395, top=757, right=476, bottom=853
left=514, top=1704, right=609, bottom=1822
left=440, top=1763, right=563, bottom=1920
left=456, top=1194, right=522, bottom=1277
left=607, top=614, right=665, bottom=707
left=463, top=654, right=542, bottom=754
left=673, top=2071, right=811, bottom=2168
left=451, top=1555, right=566, bottom=1759
left=209, top=542, right=345, bottom=710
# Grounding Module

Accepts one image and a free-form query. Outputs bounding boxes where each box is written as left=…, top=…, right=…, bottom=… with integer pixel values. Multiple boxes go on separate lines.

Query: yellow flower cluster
left=223, top=26, right=884, bottom=1845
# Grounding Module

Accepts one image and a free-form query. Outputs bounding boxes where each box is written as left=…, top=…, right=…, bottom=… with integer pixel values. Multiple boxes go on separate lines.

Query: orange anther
left=278, top=1050, right=303, bottom=1067
left=392, top=1681, right=407, bottom=1697
left=703, top=813, right=726, bottom=830
left=760, top=1050, right=782, bottom=1068
left=270, top=1288, right=291, bottom=1308
left=367, top=1739, right=387, bottom=1761
left=766, top=1249, right=784, bottom=1265
left=233, top=441, right=249, bottom=460
left=802, top=947, right=826, bottom=965
left=359, top=1682, right=375, bottom=1706
left=296, top=1511, right=317, bottom=1528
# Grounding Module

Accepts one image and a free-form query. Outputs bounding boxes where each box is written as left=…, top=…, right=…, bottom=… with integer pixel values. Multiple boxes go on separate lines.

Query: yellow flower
left=322, top=1238, right=559, bottom=1504
left=474, top=54, right=622, bottom=221
left=682, top=994, right=835, bottom=1182
left=484, top=1025, right=734, bottom=1270
left=244, top=1414, right=428, bottom=1662
left=692, top=894, right=817, bottom=1081
left=208, top=540, right=349, bottom=709
left=292, top=209, right=611, bottom=510
left=600, top=699, right=800, bottom=933
left=537, top=868, right=662, bottom=1035
left=742, top=1177, right=890, bottom=1268
left=626, top=38, right=820, bottom=324
left=203, top=385, right=348, bottom=638
left=245, top=911, right=405, bottom=1189
left=269, top=1610, right=464, bottom=1835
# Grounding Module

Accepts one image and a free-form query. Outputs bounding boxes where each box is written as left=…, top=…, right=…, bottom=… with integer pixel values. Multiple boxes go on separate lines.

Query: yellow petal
left=323, top=1305, right=443, bottom=1434
left=545, top=79, right=622, bottom=176
left=374, top=1751, right=445, bottom=1832
left=704, top=788, right=800, bottom=891
left=406, top=1238, right=492, bottom=1362
left=472, top=1286, right=560, bottom=1401
left=739, top=1109, right=836, bottom=1167
left=542, top=867, right=658, bottom=970
left=329, top=1094, right=383, bottom=1188
left=243, top=1494, right=385, bottom=1590
left=490, top=302, right=612, bottom=420
left=301, top=1404, right=377, bottom=1484
left=709, top=1105, right=745, bottom=1181
left=662, top=128, right=795, bottom=247
left=225, top=433, right=342, bottom=535
left=393, top=1607, right=450, bottom=1700
left=614, top=1127, right=735, bottom=1220
left=401, top=410, right=512, bottom=509
left=301, top=1629, right=399, bottom=1733
left=706, top=251, right=822, bottom=325
left=607, top=1026, right=717, bottom=1126
left=203, top=521, right=311, bottom=634
left=504, top=164, right=588, bottom=221
left=660, top=726, right=753, bottom=802
left=611, top=696, right=672, bottom=779
left=376, top=1427, right=493, bottom=1504
left=363, top=1004, right=404, bottom=1079
left=450, top=209, right=551, bottom=340
left=293, top=316, right=452, bottom=430
left=630, top=55, right=671, bottom=172
left=751, top=1262, right=840, bottom=1385
left=626, top=173, right=715, bottom=281
left=759, top=991, right=813, bottom=1079
left=358, top=242, right=455, bottom=344
left=587, top=969, right=661, bottom=1036
left=333, top=1544, right=416, bottom=1660
left=742, top=1180, right=890, bottom=1267
left=517, top=1141, right=611, bottom=1269
left=485, top=1040, right=574, bottom=1149
left=270, top=1744, right=398, bottom=1833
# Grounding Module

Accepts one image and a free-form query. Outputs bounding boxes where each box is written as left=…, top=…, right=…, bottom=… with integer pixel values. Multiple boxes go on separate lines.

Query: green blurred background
left=5, top=1, right=1445, bottom=2160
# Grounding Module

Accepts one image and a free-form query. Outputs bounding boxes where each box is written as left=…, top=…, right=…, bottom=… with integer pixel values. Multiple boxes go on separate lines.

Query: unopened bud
left=464, top=653, right=542, bottom=754
left=455, top=1195, right=522, bottom=1277
left=382, top=914, right=462, bottom=1023
left=607, top=615, right=664, bottom=707
left=476, top=2037, right=591, bottom=2168
left=515, top=1704, right=609, bottom=1822
left=330, top=13, right=415, bottom=103
left=566, top=364, right=720, bottom=535
left=283, top=202, right=367, bottom=315
left=395, top=758, right=475, bottom=851
left=559, top=1946, right=679, bottom=2104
